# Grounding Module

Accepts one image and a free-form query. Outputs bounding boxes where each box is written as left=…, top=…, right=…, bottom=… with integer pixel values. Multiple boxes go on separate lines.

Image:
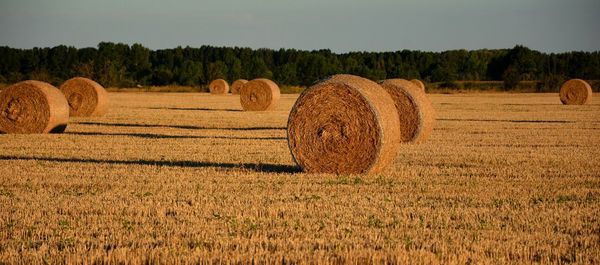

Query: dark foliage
left=0, top=43, right=598, bottom=89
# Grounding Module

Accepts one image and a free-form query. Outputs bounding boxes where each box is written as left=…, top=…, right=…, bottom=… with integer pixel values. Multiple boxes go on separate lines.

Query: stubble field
left=1, top=92, right=599, bottom=263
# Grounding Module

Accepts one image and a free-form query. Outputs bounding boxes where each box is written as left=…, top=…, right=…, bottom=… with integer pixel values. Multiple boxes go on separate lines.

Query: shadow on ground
left=74, top=122, right=286, bottom=131
left=147, top=107, right=243, bottom=112
left=500, top=103, right=560, bottom=106
left=437, top=118, right=574, bottom=123
left=66, top=131, right=286, bottom=140
left=438, top=103, right=559, bottom=106
left=0, top=155, right=300, bottom=174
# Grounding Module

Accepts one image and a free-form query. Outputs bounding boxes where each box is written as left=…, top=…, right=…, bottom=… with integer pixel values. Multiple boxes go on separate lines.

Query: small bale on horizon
left=209, top=79, right=230, bottom=94
left=559, top=79, right=592, bottom=105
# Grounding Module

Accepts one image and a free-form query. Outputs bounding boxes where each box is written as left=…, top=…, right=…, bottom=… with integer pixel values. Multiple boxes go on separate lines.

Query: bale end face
left=410, top=79, right=426, bottom=91
left=379, top=79, right=435, bottom=144
left=209, top=79, right=230, bottom=94
left=231, top=79, right=248, bottom=94
left=59, top=77, right=108, bottom=117
left=240, top=79, right=280, bottom=111
left=560, top=79, right=592, bottom=105
left=287, top=74, right=400, bottom=175
left=0, top=80, right=69, bottom=134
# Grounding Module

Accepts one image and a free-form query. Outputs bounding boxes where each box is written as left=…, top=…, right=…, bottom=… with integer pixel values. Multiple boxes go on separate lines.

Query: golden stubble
left=1, top=92, right=599, bottom=263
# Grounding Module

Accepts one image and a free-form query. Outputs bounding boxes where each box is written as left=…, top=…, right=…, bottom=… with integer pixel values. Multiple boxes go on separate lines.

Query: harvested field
left=1, top=92, right=599, bottom=263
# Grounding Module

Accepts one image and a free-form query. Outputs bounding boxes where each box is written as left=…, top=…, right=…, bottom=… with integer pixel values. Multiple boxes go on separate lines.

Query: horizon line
left=1, top=42, right=598, bottom=55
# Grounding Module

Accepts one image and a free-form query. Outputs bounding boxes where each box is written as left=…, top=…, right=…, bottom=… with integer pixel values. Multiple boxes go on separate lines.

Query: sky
left=0, top=0, right=598, bottom=53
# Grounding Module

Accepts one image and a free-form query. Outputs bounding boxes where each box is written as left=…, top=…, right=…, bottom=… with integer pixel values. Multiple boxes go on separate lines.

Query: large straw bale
left=287, top=74, right=401, bottom=174
left=0, top=80, right=69, bottom=134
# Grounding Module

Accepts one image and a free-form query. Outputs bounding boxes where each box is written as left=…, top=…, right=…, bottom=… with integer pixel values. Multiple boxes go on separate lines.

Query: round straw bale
left=59, top=77, right=108, bottom=117
left=231, top=79, right=248, bottom=94
left=410, top=79, right=426, bottom=91
left=209, top=79, right=229, bottom=94
left=287, top=74, right=401, bottom=174
left=239, top=79, right=281, bottom=111
left=559, top=79, right=592, bottom=105
left=0, top=80, right=69, bottom=134
left=379, top=79, right=435, bottom=144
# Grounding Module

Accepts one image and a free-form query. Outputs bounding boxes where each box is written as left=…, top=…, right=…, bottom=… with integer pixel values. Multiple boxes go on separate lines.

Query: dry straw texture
left=559, top=79, right=592, bottom=105
left=287, top=74, right=401, bottom=174
left=0, top=80, right=69, bottom=134
left=240, top=79, right=281, bottom=111
left=1, top=92, right=600, bottom=263
left=59, top=77, right=108, bottom=117
left=231, top=79, right=248, bottom=94
left=209, top=79, right=230, bottom=94
left=379, top=79, right=435, bottom=143
left=410, top=79, right=426, bottom=91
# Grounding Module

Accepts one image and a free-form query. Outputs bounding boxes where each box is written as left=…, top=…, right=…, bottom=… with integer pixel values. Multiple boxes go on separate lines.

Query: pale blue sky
left=0, top=0, right=598, bottom=52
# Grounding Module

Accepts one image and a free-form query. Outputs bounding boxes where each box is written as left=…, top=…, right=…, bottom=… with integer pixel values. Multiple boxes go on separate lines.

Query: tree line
left=0, top=42, right=598, bottom=91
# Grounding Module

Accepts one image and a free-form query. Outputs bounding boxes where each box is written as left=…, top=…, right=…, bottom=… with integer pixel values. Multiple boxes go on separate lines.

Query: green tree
left=129, top=43, right=152, bottom=85
left=275, top=63, right=299, bottom=85
left=74, top=61, right=95, bottom=78
left=502, top=66, right=520, bottom=90
left=95, top=42, right=129, bottom=87
left=248, top=57, right=272, bottom=79
left=228, top=58, right=242, bottom=82
left=1, top=43, right=600, bottom=90
left=537, top=74, right=564, bottom=92
left=176, top=60, right=203, bottom=86
left=207, top=60, right=228, bottom=81
left=365, top=56, right=387, bottom=81
left=152, top=66, right=173, bottom=86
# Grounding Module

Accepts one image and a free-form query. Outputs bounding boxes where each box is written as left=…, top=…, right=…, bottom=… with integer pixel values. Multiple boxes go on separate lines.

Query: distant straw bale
left=59, top=77, right=108, bottom=117
left=0, top=80, right=69, bottom=134
left=379, top=79, right=435, bottom=143
left=231, top=79, right=248, bottom=94
left=559, top=79, right=592, bottom=105
left=209, top=79, right=230, bottom=94
left=239, top=79, right=280, bottom=111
